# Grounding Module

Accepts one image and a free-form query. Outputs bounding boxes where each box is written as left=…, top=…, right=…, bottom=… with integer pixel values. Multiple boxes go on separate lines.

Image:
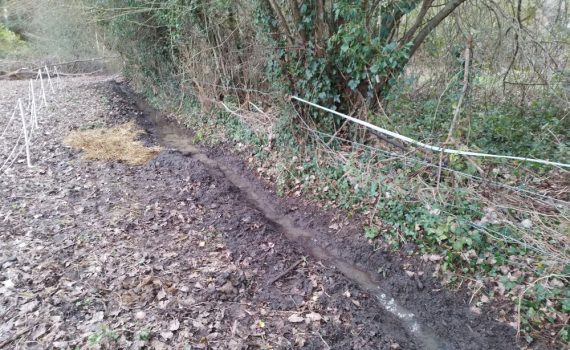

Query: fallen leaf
left=92, top=311, right=104, bottom=322
left=470, top=306, right=482, bottom=314
left=288, top=314, right=304, bottom=323
left=428, top=254, right=442, bottom=262
left=169, top=318, right=180, bottom=331
left=161, top=331, right=173, bottom=340
left=151, top=339, right=169, bottom=350
left=32, top=323, right=47, bottom=340
left=20, top=300, right=38, bottom=313
left=305, top=312, right=322, bottom=322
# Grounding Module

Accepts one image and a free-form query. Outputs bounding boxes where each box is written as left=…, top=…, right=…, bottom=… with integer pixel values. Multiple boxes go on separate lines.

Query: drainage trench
left=119, top=83, right=450, bottom=350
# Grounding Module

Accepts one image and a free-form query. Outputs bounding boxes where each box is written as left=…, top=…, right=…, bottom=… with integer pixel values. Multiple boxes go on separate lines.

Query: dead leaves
left=169, top=319, right=180, bottom=332
left=287, top=314, right=304, bottom=323
left=288, top=312, right=323, bottom=324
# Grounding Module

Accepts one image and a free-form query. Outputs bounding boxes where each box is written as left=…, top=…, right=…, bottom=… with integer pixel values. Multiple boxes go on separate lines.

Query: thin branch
left=502, top=0, right=523, bottom=92
left=401, top=0, right=435, bottom=43
left=407, top=0, right=468, bottom=58
left=265, top=0, right=295, bottom=46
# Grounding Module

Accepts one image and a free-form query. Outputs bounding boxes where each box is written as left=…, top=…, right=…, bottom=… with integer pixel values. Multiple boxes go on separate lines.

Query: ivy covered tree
left=258, top=0, right=468, bottom=112
left=88, top=0, right=567, bottom=134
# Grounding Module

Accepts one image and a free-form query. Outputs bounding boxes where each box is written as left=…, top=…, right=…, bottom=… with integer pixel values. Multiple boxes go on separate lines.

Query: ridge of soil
left=0, top=76, right=520, bottom=349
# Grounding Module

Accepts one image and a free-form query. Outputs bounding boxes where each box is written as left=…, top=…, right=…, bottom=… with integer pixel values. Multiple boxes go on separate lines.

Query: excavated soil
left=0, top=76, right=519, bottom=349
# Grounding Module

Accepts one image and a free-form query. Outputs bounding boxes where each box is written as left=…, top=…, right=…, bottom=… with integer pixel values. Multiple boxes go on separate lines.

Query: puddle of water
left=119, top=84, right=450, bottom=350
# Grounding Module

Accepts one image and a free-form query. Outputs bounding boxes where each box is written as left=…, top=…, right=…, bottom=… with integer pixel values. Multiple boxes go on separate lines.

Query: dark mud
left=111, top=81, right=519, bottom=349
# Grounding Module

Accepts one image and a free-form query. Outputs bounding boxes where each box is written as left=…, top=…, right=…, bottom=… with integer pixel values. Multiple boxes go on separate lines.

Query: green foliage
left=1, top=0, right=111, bottom=71
left=257, top=1, right=417, bottom=130
left=0, top=24, right=28, bottom=58
left=384, top=91, right=569, bottom=167
left=137, top=328, right=151, bottom=341
left=88, top=325, right=119, bottom=346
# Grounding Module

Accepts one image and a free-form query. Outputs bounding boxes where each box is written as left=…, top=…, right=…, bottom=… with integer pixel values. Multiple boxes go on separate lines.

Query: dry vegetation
left=64, top=122, right=159, bottom=165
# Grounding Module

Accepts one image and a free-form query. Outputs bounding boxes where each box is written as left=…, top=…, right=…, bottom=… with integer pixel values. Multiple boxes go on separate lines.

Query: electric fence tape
left=291, top=96, right=570, bottom=169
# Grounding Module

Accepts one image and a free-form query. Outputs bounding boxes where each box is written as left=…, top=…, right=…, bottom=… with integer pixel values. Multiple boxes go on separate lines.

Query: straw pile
left=64, top=122, right=159, bottom=165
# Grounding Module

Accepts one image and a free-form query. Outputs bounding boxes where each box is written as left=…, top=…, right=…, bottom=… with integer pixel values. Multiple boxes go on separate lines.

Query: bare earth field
left=0, top=76, right=519, bottom=349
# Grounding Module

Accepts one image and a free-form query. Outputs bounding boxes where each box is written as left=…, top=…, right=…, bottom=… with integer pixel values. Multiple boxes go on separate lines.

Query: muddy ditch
left=0, top=76, right=521, bottom=349
left=107, top=80, right=519, bottom=349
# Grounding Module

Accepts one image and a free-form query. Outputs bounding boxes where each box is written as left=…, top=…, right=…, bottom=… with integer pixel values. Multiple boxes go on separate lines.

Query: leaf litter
left=0, top=76, right=520, bottom=349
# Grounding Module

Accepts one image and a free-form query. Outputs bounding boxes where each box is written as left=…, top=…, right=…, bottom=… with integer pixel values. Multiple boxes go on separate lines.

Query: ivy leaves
left=270, top=0, right=415, bottom=119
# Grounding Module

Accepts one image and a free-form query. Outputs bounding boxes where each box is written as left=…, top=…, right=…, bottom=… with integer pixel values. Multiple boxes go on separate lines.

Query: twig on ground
left=0, top=327, right=31, bottom=348
left=314, top=331, right=331, bottom=349
left=267, top=259, right=303, bottom=285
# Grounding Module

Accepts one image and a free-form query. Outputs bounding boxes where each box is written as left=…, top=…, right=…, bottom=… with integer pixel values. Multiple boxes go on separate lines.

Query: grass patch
left=64, top=122, right=159, bottom=165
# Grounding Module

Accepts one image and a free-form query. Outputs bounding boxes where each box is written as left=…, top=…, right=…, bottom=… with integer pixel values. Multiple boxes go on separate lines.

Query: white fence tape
left=291, top=96, right=570, bottom=168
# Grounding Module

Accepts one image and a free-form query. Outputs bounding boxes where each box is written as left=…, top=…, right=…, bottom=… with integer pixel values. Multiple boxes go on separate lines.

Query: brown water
left=121, top=84, right=450, bottom=350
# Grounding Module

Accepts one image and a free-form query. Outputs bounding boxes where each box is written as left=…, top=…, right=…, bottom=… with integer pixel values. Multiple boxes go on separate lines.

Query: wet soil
left=112, top=81, right=519, bottom=349
left=0, top=76, right=519, bottom=349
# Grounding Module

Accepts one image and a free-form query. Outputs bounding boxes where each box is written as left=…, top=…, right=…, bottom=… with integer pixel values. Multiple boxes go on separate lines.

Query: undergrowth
left=384, top=93, right=570, bottom=165
left=137, top=78, right=569, bottom=348
left=0, top=24, right=28, bottom=59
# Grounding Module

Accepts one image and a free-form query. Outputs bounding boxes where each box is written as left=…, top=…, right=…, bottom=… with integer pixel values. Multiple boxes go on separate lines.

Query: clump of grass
left=64, top=122, right=159, bottom=165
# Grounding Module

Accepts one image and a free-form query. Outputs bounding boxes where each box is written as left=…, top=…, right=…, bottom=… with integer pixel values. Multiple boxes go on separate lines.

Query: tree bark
left=265, top=0, right=295, bottom=46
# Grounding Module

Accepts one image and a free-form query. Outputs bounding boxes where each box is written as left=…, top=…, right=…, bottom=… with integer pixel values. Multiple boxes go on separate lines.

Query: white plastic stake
left=29, top=80, right=38, bottom=130
left=45, top=66, right=55, bottom=93
left=0, top=106, right=17, bottom=139
left=53, top=66, right=61, bottom=89
left=38, top=69, right=48, bottom=108
left=18, top=99, right=32, bottom=168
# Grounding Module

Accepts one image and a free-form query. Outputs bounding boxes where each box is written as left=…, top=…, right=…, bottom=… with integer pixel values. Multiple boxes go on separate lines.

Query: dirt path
left=1, top=77, right=518, bottom=349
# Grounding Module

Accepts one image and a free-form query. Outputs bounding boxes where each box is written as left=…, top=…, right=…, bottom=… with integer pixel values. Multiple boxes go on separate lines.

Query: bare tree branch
left=401, top=0, right=435, bottom=43
left=502, top=0, right=523, bottom=92
left=407, top=0, right=468, bottom=58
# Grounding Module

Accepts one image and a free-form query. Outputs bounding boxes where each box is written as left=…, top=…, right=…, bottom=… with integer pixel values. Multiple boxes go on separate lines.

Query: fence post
left=53, top=66, right=61, bottom=89
left=18, top=99, right=32, bottom=168
left=29, top=80, right=38, bottom=130
left=45, top=66, right=55, bottom=93
left=38, top=69, right=48, bottom=109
